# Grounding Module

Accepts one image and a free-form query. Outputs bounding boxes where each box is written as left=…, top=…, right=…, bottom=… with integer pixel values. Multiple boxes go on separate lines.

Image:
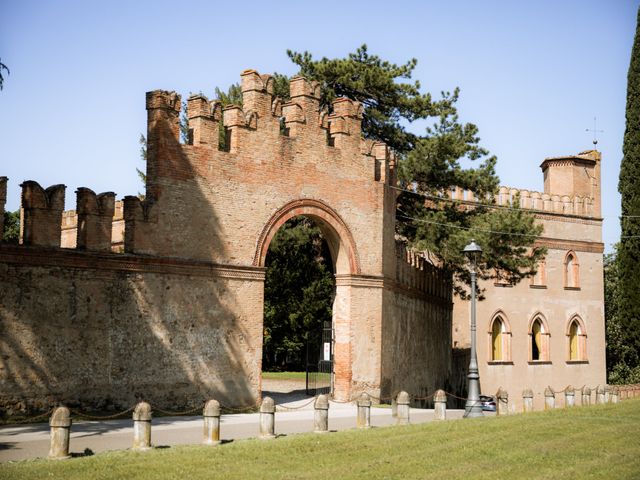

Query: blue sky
left=0, top=0, right=637, bottom=252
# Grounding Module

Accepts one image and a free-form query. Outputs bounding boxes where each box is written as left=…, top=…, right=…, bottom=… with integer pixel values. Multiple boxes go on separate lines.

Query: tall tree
left=288, top=45, right=544, bottom=295
left=617, top=7, right=640, bottom=376
left=604, top=248, right=640, bottom=383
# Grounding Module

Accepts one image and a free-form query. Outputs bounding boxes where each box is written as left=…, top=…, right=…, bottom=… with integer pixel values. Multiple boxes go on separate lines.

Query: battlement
left=76, top=188, right=116, bottom=251
left=122, top=195, right=157, bottom=254
left=447, top=185, right=595, bottom=217
left=0, top=179, right=127, bottom=252
left=395, top=242, right=452, bottom=302
left=21, top=181, right=66, bottom=247
left=144, top=70, right=380, bottom=184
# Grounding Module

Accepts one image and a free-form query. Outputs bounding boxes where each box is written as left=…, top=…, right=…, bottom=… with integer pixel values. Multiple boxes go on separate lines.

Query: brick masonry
left=0, top=70, right=453, bottom=411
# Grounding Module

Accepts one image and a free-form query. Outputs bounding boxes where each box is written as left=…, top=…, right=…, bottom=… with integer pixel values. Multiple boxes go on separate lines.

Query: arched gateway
left=0, top=69, right=452, bottom=411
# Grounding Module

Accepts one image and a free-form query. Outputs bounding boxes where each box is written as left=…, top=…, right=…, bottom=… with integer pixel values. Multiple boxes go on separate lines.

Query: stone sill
left=564, top=286, right=581, bottom=291
left=528, top=361, right=552, bottom=365
left=493, top=283, right=513, bottom=288
left=566, top=360, right=589, bottom=364
left=487, top=361, right=514, bottom=365
left=529, top=284, right=547, bottom=289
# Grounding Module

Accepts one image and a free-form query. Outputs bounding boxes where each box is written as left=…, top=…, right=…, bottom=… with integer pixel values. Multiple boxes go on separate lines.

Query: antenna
left=586, top=117, right=603, bottom=149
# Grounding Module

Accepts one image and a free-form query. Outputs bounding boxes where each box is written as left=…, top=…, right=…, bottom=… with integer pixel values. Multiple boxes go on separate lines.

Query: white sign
left=323, top=342, right=331, bottom=361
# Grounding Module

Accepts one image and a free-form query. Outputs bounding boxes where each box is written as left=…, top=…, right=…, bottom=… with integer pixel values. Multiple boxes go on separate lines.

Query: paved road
left=0, top=401, right=466, bottom=462
left=1, top=379, right=474, bottom=462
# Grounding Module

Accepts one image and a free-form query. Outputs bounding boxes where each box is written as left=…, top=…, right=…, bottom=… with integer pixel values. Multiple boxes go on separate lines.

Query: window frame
left=528, top=314, right=551, bottom=363
left=566, top=315, right=588, bottom=362
left=564, top=251, right=580, bottom=290
left=487, top=312, right=512, bottom=364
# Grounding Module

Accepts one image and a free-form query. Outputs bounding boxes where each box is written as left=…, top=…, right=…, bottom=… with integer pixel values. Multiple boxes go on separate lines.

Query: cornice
left=0, top=245, right=265, bottom=281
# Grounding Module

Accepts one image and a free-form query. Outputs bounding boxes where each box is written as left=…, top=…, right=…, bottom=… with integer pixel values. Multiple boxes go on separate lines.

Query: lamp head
left=463, top=240, right=482, bottom=265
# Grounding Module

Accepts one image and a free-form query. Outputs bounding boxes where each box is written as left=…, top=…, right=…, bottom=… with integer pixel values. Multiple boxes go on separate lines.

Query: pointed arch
left=566, top=315, right=587, bottom=361
left=487, top=310, right=512, bottom=362
left=529, top=312, right=550, bottom=362
left=530, top=248, right=547, bottom=288
left=564, top=250, right=580, bottom=289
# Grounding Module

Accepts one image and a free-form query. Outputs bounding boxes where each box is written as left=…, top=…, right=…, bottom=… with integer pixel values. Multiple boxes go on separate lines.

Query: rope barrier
left=2, top=408, right=54, bottom=425
left=10, top=382, right=627, bottom=425
left=70, top=406, right=136, bottom=421
left=153, top=404, right=204, bottom=417
left=275, top=397, right=317, bottom=411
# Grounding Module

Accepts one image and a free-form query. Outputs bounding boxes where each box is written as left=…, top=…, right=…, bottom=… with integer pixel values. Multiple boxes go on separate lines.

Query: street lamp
left=463, top=239, right=484, bottom=418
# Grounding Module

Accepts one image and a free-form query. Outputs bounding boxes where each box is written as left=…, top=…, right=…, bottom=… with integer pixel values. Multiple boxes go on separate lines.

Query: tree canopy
left=615, top=7, right=640, bottom=381
left=262, top=217, right=334, bottom=371
left=287, top=45, right=544, bottom=295
left=2, top=211, right=19, bottom=243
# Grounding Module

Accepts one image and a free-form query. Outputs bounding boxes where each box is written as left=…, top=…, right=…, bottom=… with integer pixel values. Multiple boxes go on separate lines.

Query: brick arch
left=253, top=198, right=361, bottom=275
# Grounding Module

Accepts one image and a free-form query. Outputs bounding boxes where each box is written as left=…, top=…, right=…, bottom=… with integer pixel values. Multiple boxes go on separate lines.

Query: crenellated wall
left=0, top=69, right=450, bottom=412
left=0, top=68, right=604, bottom=413
left=448, top=183, right=595, bottom=217
left=381, top=243, right=453, bottom=405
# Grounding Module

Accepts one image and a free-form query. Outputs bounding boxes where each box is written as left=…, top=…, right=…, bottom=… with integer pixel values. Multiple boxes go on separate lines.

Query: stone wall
left=380, top=245, right=453, bottom=405
left=0, top=245, right=263, bottom=412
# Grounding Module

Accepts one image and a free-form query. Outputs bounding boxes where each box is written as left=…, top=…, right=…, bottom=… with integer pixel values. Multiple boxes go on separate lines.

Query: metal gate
left=306, top=321, right=333, bottom=395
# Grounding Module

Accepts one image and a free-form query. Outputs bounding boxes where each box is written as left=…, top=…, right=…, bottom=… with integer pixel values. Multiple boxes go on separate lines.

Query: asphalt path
left=0, top=401, right=466, bottom=462
left=0, top=379, right=472, bottom=462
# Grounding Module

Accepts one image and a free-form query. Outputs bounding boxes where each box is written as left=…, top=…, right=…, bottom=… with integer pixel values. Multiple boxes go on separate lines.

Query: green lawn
left=3, top=400, right=640, bottom=479
left=261, top=371, right=308, bottom=380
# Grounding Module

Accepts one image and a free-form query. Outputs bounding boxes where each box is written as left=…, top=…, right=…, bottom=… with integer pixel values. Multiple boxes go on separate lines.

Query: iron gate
left=306, top=321, right=333, bottom=395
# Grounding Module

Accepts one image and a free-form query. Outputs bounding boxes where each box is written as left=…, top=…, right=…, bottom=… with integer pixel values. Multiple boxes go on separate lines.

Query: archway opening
left=261, top=216, right=336, bottom=401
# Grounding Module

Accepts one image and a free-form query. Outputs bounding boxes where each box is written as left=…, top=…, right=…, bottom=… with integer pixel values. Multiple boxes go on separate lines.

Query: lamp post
left=463, top=239, right=484, bottom=418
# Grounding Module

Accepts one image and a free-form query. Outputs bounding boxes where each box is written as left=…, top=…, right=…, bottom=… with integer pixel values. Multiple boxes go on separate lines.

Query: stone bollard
left=596, top=385, right=605, bottom=404
left=259, top=396, right=276, bottom=439
left=582, top=386, right=591, bottom=406
left=48, top=406, right=72, bottom=460
left=565, top=385, right=575, bottom=408
left=604, top=385, right=611, bottom=403
left=133, top=402, right=152, bottom=451
left=611, top=387, right=619, bottom=404
left=544, top=387, right=555, bottom=410
left=496, top=388, right=509, bottom=416
left=357, top=393, right=372, bottom=429
left=433, top=390, right=447, bottom=420
left=314, top=395, right=329, bottom=433
left=522, top=389, right=534, bottom=413
left=203, top=399, right=221, bottom=446
left=396, top=391, right=410, bottom=425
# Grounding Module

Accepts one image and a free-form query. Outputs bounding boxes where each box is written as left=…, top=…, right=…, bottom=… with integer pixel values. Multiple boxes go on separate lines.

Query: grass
left=261, top=371, right=308, bottom=380
left=262, top=371, right=331, bottom=383
left=2, top=400, right=640, bottom=479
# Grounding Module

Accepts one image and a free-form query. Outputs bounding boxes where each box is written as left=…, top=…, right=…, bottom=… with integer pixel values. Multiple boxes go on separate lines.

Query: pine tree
left=288, top=45, right=544, bottom=295
left=617, top=7, right=640, bottom=376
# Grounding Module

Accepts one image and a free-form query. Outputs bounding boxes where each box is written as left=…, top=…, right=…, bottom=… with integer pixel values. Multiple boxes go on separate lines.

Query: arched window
left=488, top=313, right=511, bottom=362
left=564, top=251, right=580, bottom=289
left=530, top=256, right=547, bottom=288
left=529, top=315, right=550, bottom=362
left=567, top=316, right=587, bottom=361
